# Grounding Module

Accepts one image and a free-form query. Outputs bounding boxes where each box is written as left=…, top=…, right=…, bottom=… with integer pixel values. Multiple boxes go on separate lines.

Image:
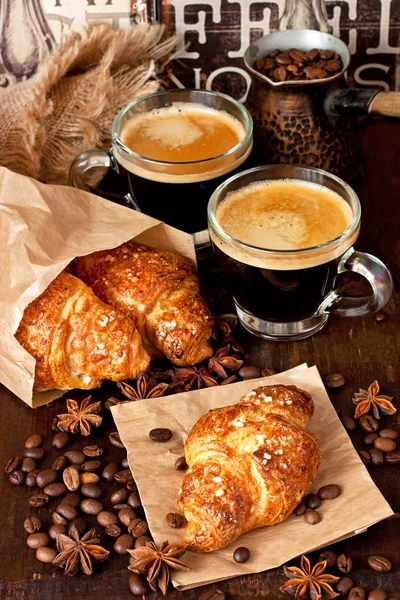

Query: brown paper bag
left=111, top=364, right=393, bottom=590
left=0, top=166, right=195, bottom=408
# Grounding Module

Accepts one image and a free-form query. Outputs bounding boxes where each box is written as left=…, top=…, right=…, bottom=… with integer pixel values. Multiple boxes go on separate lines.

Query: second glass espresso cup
left=208, top=165, right=393, bottom=341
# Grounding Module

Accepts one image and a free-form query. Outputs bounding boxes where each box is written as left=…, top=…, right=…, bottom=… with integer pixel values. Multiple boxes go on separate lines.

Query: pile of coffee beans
left=294, top=483, right=342, bottom=524
left=341, top=414, right=399, bottom=467
left=5, top=425, right=151, bottom=595
left=254, top=48, right=343, bottom=82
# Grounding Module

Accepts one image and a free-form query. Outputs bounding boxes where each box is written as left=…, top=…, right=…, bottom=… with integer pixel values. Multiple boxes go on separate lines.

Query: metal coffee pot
left=244, top=29, right=400, bottom=177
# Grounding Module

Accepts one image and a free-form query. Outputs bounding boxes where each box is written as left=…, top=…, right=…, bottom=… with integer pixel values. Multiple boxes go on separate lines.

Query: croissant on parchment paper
left=15, top=271, right=150, bottom=391
left=75, top=242, right=214, bottom=366
left=178, top=384, right=321, bottom=552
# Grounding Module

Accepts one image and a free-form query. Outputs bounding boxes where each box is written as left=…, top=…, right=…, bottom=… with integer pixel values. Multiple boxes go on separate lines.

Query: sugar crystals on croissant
left=178, top=384, right=321, bottom=552
left=75, top=242, right=214, bottom=366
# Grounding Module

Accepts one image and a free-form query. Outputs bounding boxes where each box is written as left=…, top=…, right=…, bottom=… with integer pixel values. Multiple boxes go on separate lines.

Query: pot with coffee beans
left=244, top=29, right=400, bottom=178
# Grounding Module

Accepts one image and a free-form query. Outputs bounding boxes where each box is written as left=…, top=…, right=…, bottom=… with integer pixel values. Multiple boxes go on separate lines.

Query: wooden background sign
left=0, top=0, right=399, bottom=99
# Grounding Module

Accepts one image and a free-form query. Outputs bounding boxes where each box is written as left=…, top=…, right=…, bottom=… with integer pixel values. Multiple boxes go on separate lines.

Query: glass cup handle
left=69, top=148, right=141, bottom=210
left=318, top=247, right=393, bottom=317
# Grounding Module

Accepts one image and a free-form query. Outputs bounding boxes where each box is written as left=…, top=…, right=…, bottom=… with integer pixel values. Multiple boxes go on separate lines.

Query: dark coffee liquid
left=213, top=244, right=340, bottom=322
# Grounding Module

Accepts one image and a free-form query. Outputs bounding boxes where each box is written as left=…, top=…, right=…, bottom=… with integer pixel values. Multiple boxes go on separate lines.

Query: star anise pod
left=213, top=313, right=239, bottom=339
left=174, top=366, right=218, bottom=390
left=128, top=540, right=189, bottom=595
left=56, top=396, right=102, bottom=436
left=208, top=343, right=243, bottom=380
left=53, top=525, right=109, bottom=576
left=280, top=555, right=339, bottom=600
left=118, top=374, right=169, bottom=400
left=352, top=380, right=396, bottom=419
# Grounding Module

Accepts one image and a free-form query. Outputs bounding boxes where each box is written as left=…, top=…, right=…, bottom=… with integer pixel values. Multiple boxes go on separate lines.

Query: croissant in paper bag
left=75, top=242, right=213, bottom=366
left=15, top=271, right=150, bottom=391
left=178, top=384, right=321, bottom=552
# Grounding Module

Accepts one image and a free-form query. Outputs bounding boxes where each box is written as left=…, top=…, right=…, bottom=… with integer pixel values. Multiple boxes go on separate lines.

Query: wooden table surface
left=1, top=119, right=399, bottom=599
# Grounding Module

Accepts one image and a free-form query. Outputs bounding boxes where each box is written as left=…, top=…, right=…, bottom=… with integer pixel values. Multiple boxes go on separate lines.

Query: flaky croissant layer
left=178, top=384, right=322, bottom=552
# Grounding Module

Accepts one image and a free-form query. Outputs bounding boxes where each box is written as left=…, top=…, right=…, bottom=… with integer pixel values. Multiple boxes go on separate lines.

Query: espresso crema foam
left=212, top=179, right=358, bottom=270
left=116, top=103, right=251, bottom=184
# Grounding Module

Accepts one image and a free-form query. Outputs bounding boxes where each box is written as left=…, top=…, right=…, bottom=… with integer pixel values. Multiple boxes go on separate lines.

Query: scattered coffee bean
left=49, top=524, right=67, bottom=540
left=52, top=432, right=70, bottom=450
left=238, top=366, right=261, bottom=379
left=341, top=416, right=357, bottom=432
left=294, top=502, right=307, bottom=516
left=52, top=456, right=68, bottom=471
left=81, top=460, right=102, bottom=472
left=25, top=434, right=43, bottom=449
left=21, top=457, right=37, bottom=473
left=318, top=550, right=337, bottom=567
left=44, top=482, right=67, bottom=497
left=349, top=586, right=367, bottom=600
left=380, top=428, right=398, bottom=439
left=9, top=470, right=25, bottom=486
left=5, top=456, right=22, bottom=474
left=83, top=445, right=103, bottom=458
left=25, top=470, right=40, bottom=487
left=80, top=473, right=100, bottom=485
left=24, top=448, right=45, bottom=460
left=325, top=373, right=345, bottom=388
left=105, top=524, right=121, bottom=538
left=121, top=457, right=129, bottom=469
left=304, top=509, right=320, bottom=524
left=81, top=499, right=103, bottom=515
left=97, top=511, right=118, bottom=527
left=369, top=448, right=384, bottom=466
left=127, top=491, right=141, bottom=509
left=385, top=450, right=400, bottom=465
left=367, top=555, right=392, bottom=572
left=260, top=368, right=277, bottom=377
left=118, top=507, right=137, bottom=527
left=368, top=590, right=388, bottom=600
left=69, top=518, right=88, bottom=537
left=57, top=502, right=78, bottom=521
left=24, top=517, right=41, bottom=534
left=128, top=573, right=149, bottom=596
left=36, top=547, right=57, bottom=563
left=134, top=535, right=152, bottom=549
left=318, top=484, right=341, bottom=500
left=174, top=456, right=188, bottom=471
left=113, top=503, right=130, bottom=510
left=221, top=374, right=240, bottom=385
left=52, top=512, right=68, bottom=526
left=114, top=470, right=132, bottom=484
left=359, top=450, right=371, bottom=464
left=81, top=483, right=102, bottom=498
left=359, top=415, right=379, bottom=433
left=149, top=428, right=172, bottom=443
left=364, top=433, right=379, bottom=445
left=64, top=450, right=85, bottom=465
left=63, top=465, right=80, bottom=492
left=166, top=512, right=185, bottom=528
left=63, top=492, right=81, bottom=509
left=337, top=576, right=354, bottom=596
left=109, top=432, right=125, bottom=448
left=305, top=493, right=321, bottom=509
left=102, top=462, right=119, bottom=482
left=111, top=489, right=128, bottom=505
left=36, top=469, right=58, bottom=488
left=128, top=518, right=148, bottom=538
left=29, top=493, right=49, bottom=508
left=337, top=553, right=353, bottom=574
left=374, top=437, right=397, bottom=452
left=233, top=547, right=250, bottom=563
left=52, top=417, right=60, bottom=431
left=27, top=532, right=49, bottom=549
left=126, top=480, right=137, bottom=491
left=374, top=311, right=386, bottom=322
left=114, top=533, right=134, bottom=555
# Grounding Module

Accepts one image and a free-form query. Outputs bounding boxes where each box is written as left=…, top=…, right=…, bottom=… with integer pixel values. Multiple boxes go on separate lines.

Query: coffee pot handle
left=318, top=247, right=393, bottom=317
left=326, top=89, right=400, bottom=118
left=69, top=148, right=140, bottom=209
left=368, top=92, right=400, bottom=118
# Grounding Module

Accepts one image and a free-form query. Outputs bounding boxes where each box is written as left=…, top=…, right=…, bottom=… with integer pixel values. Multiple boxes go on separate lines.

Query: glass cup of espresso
left=208, top=164, right=393, bottom=341
left=69, top=89, right=253, bottom=247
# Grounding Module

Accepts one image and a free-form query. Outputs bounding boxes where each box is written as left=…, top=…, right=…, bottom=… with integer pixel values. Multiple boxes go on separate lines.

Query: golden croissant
left=178, top=384, right=321, bottom=552
left=74, top=242, right=213, bottom=366
left=15, top=271, right=150, bottom=391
